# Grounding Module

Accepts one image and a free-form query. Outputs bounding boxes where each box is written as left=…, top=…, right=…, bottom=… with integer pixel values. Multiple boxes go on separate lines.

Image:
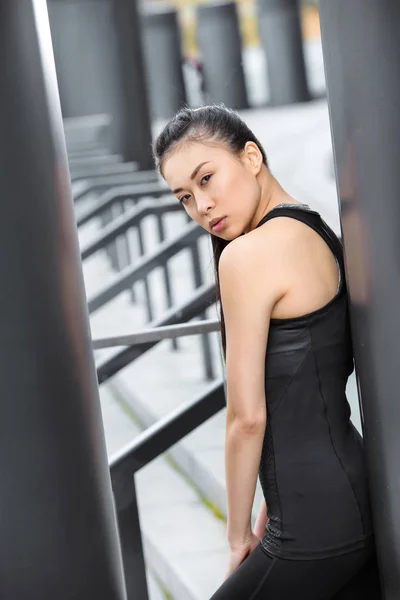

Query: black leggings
left=209, top=544, right=382, bottom=600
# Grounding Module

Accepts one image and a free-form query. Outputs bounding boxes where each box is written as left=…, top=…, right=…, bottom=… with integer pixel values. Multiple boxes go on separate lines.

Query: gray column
left=257, top=0, right=310, bottom=105
left=113, top=0, right=154, bottom=170
left=48, top=0, right=153, bottom=169
left=141, top=5, right=187, bottom=119
left=0, top=2, right=126, bottom=599
left=196, top=1, right=248, bottom=109
left=319, top=1, right=400, bottom=597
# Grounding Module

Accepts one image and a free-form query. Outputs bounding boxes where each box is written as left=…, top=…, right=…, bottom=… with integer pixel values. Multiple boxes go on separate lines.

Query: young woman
left=153, top=105, right=382, bottom=599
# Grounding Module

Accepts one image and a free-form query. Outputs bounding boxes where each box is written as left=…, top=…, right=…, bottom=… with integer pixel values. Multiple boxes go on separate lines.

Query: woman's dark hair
left=153, top=104, right=268, bottom=355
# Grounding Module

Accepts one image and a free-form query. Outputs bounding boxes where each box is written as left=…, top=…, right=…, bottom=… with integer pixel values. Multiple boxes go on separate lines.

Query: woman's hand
left=225, top=532, right=260, bottom=579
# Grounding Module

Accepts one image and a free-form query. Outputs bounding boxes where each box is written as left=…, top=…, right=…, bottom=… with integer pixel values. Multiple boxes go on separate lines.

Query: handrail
left=76, top=183, right=169, bottom=227
left=96, top=281, right=216, bottom=383
left=88, top=220, right=204, bottom=314
left=93, top=319, right=219, bottom=349
left=110, top=380, right=225, bottom=476
left=73, top=171, right=159, bottom=202
left=80, top=199, right=178, bottom=260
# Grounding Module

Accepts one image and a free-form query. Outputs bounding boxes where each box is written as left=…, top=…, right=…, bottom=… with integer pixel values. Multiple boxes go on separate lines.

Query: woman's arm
left=219, top=232, right=285, bottom=563
left=253, top=497, right=268, bottom=540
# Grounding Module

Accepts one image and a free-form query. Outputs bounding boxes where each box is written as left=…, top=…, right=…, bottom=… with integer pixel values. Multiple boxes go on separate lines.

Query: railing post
left=112, top=470, right=149, bottom=600
left=190, top=241, right=215, bottom=381
left=0, top=2, right=126, bottom=598
left=319, top=1, right=400, bottom=597
left=101, top=207, right=120, bottom=271
left=155, top=214, right=178, bottom=350
left=133, top=202, right=154, bottom=322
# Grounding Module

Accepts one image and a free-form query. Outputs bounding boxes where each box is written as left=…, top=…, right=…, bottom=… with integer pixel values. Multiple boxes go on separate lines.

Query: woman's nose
left=196, top=193, right=214, bottom=215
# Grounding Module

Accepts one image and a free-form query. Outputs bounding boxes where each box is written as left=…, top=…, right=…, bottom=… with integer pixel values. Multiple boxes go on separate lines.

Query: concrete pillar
left=257, top=0, right=310, bottom=105
left=141, top=4, right=187, bottom=119
left=196, top=1, right=249, bottom=109
left=48, top=0, right=153, bottom=169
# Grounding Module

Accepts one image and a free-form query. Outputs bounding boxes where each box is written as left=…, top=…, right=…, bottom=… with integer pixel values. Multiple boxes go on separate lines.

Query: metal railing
left=76, top=184, right=170, bottom=227
left=96, top=281, right=216, bottom=382
left=73, top=171, right=159, bottom=202
left=78, top=176, right=216, bottom=380
left=88, top=221, right=203, bottom=314
left=107, top=321, right=226, bottom=600
left=92, top=318, right=219, bottom=349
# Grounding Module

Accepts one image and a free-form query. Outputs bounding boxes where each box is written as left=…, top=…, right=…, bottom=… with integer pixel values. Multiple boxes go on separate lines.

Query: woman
left=153, top=105, right=382, bottom=599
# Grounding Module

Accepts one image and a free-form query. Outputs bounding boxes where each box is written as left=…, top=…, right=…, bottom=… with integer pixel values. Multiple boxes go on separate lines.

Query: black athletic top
left=256, top=205, right=373, bottom=560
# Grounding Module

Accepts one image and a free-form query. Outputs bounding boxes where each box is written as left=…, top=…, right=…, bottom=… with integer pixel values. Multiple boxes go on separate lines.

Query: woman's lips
left=211, top=217, right=226, bottom=233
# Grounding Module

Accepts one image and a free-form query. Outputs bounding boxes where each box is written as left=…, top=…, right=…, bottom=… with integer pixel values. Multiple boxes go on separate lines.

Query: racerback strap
left=255, top=206, right=345, bottom=277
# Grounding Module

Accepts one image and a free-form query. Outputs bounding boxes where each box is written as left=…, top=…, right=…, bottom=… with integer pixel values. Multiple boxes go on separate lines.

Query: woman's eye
left=200, top=174, right=211, bottom=186
left=179, top=194, right=191, bottom=205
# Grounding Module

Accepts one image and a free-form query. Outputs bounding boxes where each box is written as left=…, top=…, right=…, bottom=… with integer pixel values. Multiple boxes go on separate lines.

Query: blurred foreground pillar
left=48, top=0, right=153, bottom=169
left=0, top=2, right=127, bottom=598
left=319, top=1, right=400, bottom=597
left=257, top=0, right=310, bottom=105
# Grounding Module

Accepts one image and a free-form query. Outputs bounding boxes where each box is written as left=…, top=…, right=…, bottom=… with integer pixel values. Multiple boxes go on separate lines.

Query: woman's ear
left=242, top=141, right=263, bottom=175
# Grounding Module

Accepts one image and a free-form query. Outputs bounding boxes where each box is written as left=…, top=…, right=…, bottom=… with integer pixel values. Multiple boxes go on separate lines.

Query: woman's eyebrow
left=172, top=161, right=211, bottom=194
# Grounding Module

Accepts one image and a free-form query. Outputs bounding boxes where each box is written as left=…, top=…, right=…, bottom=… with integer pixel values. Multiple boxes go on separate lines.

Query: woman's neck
left=247, top=174, right=298, bottom=233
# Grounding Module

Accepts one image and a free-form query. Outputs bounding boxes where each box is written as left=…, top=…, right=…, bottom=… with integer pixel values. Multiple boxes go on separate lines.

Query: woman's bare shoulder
left=219, top=216, right=300, bottom=275
left=218, top=226, right=290, bottom=308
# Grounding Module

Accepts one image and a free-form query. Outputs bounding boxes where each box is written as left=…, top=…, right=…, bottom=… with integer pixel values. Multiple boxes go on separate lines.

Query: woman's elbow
left=228, top=413, right=266, bottom=437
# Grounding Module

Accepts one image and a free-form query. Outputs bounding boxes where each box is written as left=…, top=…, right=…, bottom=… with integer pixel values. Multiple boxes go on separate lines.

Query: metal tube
left=135, top=211, right=154, bottom=323
left=97, top=281, right=216, bottom=383
left=101, top=207, right=120, bottom=271
left=112, top=201, right=132, bottom=272
left=73, top=171, right=160, bottom=203
left=76, top=184, right=169, bottom=228
left=92, top=319, right=220, bottom=349
left=155, top=214, right=178, bottom=350
left=257, top=0, right=310, bottom=105
left=112, top=477, right=149, bottom=600
left=196, top=0, right=249, bottom=109
left=110, top=380, right=225, bottom=472
left=0, top=2, right=126, bottom=598
left=141, top=4, right=187, bottom=119
left=319, top=1, right=400, bottom=596
left=190, top=243, right=215, bottom=381
left=79, top=200, right=180, bottom=260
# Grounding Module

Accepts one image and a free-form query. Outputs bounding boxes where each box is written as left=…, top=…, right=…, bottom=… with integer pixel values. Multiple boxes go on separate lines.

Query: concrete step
left=100, top=383, right=229, bottom=600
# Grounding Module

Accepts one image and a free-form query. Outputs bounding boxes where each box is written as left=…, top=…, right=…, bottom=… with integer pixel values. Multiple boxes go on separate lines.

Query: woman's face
left=162, top=140, right=263, bottom=240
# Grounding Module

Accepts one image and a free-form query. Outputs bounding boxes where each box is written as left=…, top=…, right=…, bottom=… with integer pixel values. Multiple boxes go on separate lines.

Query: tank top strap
left=255, top=206, right=345, bottom=274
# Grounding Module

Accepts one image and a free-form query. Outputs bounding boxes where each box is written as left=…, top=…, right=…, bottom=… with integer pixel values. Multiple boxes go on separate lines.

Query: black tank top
left=256, top=205, right=373, bottom=560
